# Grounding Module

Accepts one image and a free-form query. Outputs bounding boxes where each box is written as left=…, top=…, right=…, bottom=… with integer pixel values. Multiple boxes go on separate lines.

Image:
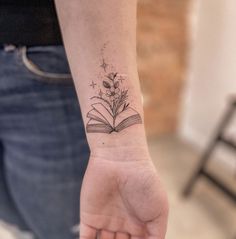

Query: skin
left=55, top=0, right=169, bottom=238
left=80, top=155, right=168, bottom=239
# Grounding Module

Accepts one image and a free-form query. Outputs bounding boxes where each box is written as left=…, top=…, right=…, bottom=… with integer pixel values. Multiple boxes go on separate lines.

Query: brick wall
left=137, top=0, right=190, bottom=137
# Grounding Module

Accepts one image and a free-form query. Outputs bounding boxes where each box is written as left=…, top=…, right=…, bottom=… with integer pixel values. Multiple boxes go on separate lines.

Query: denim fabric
left=0, top=45, right=89, bottom=239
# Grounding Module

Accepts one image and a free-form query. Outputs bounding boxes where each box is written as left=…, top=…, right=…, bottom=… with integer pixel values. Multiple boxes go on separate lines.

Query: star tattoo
left=100, top=59, right=108, bottom=72
left=90, top=81, right=97, bottom=89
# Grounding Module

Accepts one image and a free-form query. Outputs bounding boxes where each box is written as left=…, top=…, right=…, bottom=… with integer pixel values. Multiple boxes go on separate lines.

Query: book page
left=115, top=107, right=138, bottom=126
left=92, top=103, right=114, bottom=127
left=87, top=109, right=109, bottom=125
left=86, top=119, right=113, bottom=133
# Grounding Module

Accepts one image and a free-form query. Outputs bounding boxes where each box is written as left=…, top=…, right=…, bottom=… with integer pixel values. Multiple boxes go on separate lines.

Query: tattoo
left=100, top=58, right=108, bottom=72
left=89, top=81, right=97, bottom=89
left=86, top=45, right=142, bottom=134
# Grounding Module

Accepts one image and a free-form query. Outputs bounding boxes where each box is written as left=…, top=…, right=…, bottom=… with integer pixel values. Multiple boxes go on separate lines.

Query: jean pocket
left=18, top=46, right=73, bottom=84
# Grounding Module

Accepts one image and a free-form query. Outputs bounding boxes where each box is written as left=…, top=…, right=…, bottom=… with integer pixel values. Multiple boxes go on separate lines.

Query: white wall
left=180, top=0, right=236, bottom=168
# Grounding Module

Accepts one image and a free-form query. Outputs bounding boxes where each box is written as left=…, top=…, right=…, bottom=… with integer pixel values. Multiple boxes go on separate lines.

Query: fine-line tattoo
left=89, top=81, right=97, bottom=89
left=86, top=46, right=142, bottom=134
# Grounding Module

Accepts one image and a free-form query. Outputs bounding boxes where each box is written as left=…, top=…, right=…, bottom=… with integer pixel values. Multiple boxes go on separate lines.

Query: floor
left=0, top=135, right=235, bottom=239
left=148, top=135, right=236, bottom=239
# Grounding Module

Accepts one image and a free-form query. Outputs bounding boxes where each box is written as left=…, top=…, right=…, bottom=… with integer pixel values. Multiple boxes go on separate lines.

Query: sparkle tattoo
left=86, top=45, right=142, bottom=134
left=89, top=81, right=97, bottom=89
left=100, top=59, right=108, bottom=72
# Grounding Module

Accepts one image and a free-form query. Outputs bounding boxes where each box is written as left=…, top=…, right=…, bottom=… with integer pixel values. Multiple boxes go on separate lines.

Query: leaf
left=122, top=104, right=126, bottom=111
left=114, top=81, right=119, bottom=88
left=103, top=81, right=111, bottom=88
left=113, top=72, right=118, bottom=78
left=107, top=72, right=118, bottom=81
left=122, top=103, right=129, bottom=111
left=107, top=73, right=114, bottom=80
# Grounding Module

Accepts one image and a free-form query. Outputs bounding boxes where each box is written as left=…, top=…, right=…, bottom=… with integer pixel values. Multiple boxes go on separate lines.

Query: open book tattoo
left=86, top=54, right=142, bottom=134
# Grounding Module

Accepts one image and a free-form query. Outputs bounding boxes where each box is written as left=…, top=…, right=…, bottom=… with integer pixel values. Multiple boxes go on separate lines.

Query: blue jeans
left=0, top=45, right=89, bottom=239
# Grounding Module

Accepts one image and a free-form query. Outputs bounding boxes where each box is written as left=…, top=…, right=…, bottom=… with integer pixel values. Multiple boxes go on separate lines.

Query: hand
left=80, top=154, right=169, bottom=239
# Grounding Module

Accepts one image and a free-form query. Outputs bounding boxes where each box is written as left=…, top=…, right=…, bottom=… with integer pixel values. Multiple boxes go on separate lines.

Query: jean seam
left=18, top=46, right=73, bottom=84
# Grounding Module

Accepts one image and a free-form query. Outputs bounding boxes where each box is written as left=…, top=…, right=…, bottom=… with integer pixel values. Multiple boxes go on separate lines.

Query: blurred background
left=137, top=0, right=236, bottom=238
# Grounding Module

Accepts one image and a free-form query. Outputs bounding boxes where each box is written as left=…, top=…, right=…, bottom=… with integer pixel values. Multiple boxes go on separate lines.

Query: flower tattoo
left=104, top=73, right=120, bottom=100
left=86, top=46, right=142, bottom=134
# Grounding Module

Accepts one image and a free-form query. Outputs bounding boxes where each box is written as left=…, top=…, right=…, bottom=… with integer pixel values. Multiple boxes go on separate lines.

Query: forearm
left=55, top=0, right=149, bottom=158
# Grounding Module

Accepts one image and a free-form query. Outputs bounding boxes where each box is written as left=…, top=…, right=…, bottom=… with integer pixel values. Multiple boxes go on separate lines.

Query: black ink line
left=86, top=46, right=142, bottom=134
left=90, top=81, right=97, bottom=89
left=100, top=59, right=108, bottom=72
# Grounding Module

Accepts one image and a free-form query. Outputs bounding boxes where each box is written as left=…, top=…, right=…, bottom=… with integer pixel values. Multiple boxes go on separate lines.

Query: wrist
left=87, top=125, right=151, bottom=161
left=90, top=145, right=150, bottom=162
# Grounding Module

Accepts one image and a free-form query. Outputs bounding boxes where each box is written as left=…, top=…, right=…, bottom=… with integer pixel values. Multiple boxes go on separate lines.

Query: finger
left=116, top=232, right=130, bottom=239
left=100, top=229, right=116, bottom=239
left=80, top=222, right=97, bottom=239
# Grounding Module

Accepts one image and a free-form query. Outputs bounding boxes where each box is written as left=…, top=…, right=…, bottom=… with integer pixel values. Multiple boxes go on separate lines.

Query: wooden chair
left=183, top=97, right=236, bottom=202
